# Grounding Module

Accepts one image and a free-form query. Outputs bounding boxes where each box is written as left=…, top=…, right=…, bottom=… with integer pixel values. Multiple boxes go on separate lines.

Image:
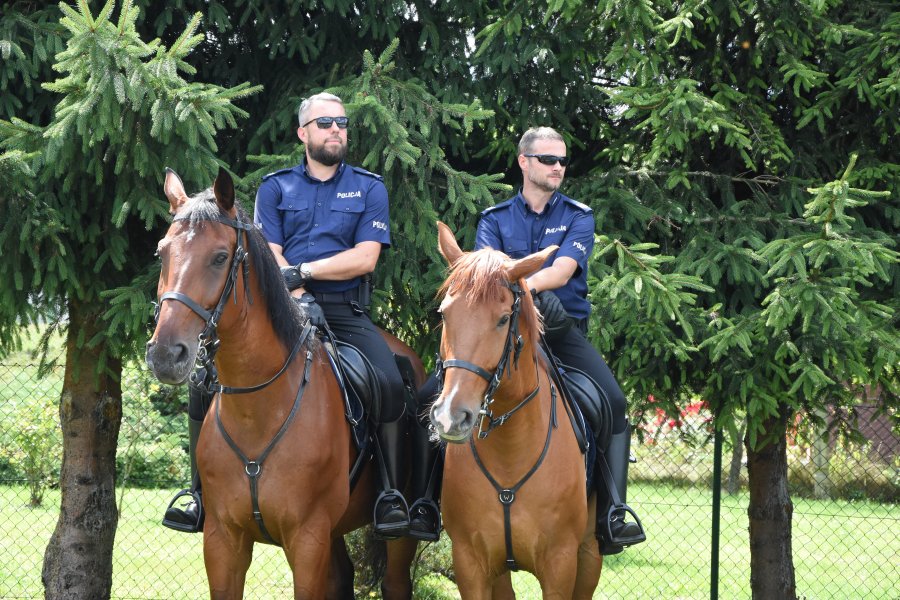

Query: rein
left=437, top=281, right=537, bottom=439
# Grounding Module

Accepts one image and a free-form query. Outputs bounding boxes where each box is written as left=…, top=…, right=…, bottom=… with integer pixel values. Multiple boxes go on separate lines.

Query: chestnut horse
left=429, top=222, right=602, bottom=598
left=145, top=168, right=420, bottom=599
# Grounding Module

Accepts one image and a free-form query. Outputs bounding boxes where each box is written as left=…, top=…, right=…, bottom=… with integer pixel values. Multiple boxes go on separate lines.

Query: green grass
left=2, top=483, right=896, bottom=599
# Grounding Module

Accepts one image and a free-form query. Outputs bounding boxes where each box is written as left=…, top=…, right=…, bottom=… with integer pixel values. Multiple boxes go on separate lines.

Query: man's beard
left=308, top=139, right=347, bottom=166
left=528, top=170, right=561, bottom=193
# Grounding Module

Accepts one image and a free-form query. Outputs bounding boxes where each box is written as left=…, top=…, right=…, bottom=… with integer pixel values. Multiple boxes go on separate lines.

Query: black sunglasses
left=524, top=153, right=570, bottom=166
left=302, top=116, right=350, bottom=129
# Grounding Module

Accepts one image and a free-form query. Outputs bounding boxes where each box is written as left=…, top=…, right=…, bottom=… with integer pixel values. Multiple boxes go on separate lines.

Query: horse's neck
left=212, top=275, right=293, bottom=392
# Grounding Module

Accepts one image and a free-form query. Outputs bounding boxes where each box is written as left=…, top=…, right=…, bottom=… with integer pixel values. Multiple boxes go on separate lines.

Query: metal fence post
left=711, top=412, right=722, bottom=600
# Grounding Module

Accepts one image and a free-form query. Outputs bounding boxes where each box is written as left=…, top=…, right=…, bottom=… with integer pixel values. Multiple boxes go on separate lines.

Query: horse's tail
left=348, top=526, right=387, bottom=589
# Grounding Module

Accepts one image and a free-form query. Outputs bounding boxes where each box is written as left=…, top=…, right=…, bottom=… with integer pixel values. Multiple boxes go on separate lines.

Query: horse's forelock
left=441, top=249, right=543, bottom=347
left=174, top=189, right=219, bottom=223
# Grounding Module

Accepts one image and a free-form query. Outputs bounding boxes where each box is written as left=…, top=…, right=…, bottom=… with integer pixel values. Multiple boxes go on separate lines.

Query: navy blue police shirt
left=253, top=161, right=391, bottom=294
left=475, top=191, right=595, bottom=320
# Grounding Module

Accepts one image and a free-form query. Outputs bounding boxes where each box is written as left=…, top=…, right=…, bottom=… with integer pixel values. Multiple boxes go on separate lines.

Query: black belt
left=311, top=289, right=359, bottom=304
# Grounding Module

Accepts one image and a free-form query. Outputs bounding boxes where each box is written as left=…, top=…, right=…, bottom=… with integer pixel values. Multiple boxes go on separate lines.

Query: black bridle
left=436, top=281, right=540, bottom=439
left=437, top=279, right=558, bottom=571
left=155, top=213, right=305, bottom=395
left=153, top=210, right=315, bottom=545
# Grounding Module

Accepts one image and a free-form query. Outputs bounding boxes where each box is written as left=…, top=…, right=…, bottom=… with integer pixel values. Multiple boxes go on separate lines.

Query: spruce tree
left=0, top=2, right=258, bottom=597
left=489, top=2, right=899, bottom=596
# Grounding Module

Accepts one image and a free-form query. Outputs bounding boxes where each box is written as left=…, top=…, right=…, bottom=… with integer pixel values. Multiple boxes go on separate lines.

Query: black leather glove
left=531, top=289, right=574, bottom=341
left=281, top=265, right=308, bottom=291
left=296, top=293, right=327, bottom=329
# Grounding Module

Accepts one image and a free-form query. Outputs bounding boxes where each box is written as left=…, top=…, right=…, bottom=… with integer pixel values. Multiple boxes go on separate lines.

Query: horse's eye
left=213, top=252, right=229, bottom=267
left=498, top=314, right=510, bottom=327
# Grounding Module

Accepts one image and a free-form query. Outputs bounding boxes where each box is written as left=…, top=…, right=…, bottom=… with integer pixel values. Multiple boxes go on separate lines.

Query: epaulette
left=261, top=166, right=296, bottom=181
left=560, top=195, right=592, bottom=213
left=351, top=165, right=384, bottom=181
left=481, top=198, right=515, bottom=215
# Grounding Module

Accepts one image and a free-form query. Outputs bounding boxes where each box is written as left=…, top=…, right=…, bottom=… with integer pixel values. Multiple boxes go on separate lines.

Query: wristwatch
left=298, top=262, right=313, bottom=281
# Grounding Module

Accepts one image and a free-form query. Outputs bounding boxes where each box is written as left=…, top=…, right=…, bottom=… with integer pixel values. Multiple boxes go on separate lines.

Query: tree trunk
left=746, top=411, right=796, bottom=600
left=42, top=300, right=122, bottom=600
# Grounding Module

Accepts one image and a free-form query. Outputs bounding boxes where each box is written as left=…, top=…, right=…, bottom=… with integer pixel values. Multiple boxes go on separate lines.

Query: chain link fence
left=1, top=361, right=897, bottom=599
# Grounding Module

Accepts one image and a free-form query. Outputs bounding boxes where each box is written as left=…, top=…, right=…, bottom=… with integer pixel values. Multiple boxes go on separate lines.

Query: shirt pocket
left=278, top=193, right=309, bottom=235
left=330, top=197, right=365, bottom=237
left=501, top=236, right=530, bottom=258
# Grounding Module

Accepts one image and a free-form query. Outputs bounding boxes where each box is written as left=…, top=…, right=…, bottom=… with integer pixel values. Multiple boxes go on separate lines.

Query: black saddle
left=561, top=365, right=612, bottom=448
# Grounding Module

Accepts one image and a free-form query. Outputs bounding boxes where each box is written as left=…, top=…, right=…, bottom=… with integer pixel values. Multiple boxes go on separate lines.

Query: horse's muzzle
left=429, top=398, right=475, bottom=443
left=145, top=339, right=195, bottom=385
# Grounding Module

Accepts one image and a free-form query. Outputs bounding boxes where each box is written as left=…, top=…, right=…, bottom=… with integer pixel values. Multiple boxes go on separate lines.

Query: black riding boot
left=407, top=415, right=442, bottom=542
left=596, top=421, right=646, bottom=554
left=162, top=416, right=204, bottom=533
left=372, top=417, right=410, bottom=539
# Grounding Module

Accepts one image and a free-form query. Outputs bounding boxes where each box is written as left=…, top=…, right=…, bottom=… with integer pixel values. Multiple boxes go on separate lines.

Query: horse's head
left=429, top=221, right=557, bottom=442
left=145, top=167, right=250, bottom=384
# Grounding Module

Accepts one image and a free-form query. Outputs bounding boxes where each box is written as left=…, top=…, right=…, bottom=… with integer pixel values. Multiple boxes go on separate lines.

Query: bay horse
left=429, top=221, right=602, bottom=598
left=145, top=167, right=421, bottom=599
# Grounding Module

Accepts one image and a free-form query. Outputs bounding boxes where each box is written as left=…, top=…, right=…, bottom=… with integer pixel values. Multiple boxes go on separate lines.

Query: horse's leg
left=451, top=544, right=493, bottom=600
left=203, top=525, right=253, bottom=600
left=381, top=537, right=416, bottom=600
left=573, top=495, right=603, bottom=599
left=284, top=519, right=334, bottom=600
left=490, top=571, right=515, bottom=600
left=326, top=536, right=354, bottom=600
left=533, top=544, right=579, bottom=600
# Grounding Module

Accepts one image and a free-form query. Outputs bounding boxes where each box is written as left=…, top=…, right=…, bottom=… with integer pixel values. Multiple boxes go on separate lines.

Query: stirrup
left=407, top=498, right=441, bottom=542
left=162, top=488, right=204, bottom=533
left=372, top=488, right=410, bottom=539
left=601, top=503, right=646, bottom=547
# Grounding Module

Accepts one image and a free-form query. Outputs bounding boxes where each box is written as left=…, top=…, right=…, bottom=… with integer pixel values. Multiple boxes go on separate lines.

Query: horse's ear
left=437, top=221, right=465, bottom=266
left=213, top=167, right=235, bottom=212
left=505, top=245, right=559, bottom=282
left=163, top=168, right=189, bottom=213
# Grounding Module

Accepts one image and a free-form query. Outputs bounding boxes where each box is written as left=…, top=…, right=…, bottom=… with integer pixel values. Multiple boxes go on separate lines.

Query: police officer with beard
left=162, top=92, right=428, bottom=539
left=256, top=92, right=419, bottom=538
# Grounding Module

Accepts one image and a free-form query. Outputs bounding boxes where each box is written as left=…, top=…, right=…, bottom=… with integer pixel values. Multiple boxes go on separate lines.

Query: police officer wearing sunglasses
left=249, top=92, right=429, bottom=539
left=475, top=127, right=646, bottom=555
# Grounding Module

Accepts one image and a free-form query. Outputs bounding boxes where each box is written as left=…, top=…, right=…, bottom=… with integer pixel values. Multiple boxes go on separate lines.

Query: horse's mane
left=178, top=191, right=309, bottom=352
left=439, top=248, right=543, bottom=350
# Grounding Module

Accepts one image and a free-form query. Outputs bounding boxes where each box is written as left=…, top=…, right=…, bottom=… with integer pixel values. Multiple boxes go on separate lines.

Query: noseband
left=154, top=212, right=302, bottom=395
left=437, top=281, right=540, bottom=438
